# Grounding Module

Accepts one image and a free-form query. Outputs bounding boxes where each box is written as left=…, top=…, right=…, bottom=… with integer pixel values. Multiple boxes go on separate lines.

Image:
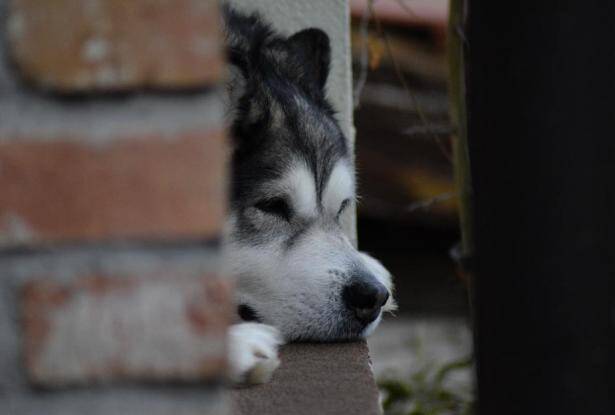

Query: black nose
left=342, top=278, right=389, bottom=324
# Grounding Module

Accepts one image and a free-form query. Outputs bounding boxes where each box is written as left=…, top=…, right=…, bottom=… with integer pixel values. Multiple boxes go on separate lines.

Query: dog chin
left=360, top=313, right=383, bottom=338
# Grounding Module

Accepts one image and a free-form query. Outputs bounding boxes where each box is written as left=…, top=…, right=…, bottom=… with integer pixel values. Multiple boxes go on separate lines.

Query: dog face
left=223, top=10, right=395, bottom=341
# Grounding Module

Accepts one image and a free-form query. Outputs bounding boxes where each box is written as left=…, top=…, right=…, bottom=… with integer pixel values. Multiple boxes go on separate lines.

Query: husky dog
left=222, top=7, right=396, bottom=384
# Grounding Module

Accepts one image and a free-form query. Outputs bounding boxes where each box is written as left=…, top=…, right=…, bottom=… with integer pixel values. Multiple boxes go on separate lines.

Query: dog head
left=223, top=9, right=395, bottom=341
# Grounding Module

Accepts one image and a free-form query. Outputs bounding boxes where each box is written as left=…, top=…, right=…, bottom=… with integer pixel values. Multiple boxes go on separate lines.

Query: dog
left=221, top=6, right=396, bottom=385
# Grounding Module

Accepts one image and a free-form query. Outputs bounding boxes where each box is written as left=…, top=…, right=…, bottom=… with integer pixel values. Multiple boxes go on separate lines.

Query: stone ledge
left=232, top=341, right=381, bottom=415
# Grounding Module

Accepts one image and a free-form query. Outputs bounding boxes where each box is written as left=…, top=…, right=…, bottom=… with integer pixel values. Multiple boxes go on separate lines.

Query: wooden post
left=466, top=1, right=615, bottom=414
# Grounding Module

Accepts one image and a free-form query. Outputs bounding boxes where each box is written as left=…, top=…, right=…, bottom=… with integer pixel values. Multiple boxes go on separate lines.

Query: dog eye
left=337, top=198, right=351, bottom=218
left=254, top=197, right=291, bottom=221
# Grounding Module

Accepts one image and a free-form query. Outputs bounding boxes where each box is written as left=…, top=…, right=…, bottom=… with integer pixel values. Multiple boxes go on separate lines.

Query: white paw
left=228, top=322, right=283, bottom=385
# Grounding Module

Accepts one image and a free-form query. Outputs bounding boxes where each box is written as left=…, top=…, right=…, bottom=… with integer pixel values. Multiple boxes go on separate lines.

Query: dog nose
left=342, top=278, right=389, bottom=324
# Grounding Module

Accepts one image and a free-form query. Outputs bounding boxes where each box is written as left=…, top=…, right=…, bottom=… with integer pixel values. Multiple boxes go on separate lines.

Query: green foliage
left=378, top=357, right=475, bottom=415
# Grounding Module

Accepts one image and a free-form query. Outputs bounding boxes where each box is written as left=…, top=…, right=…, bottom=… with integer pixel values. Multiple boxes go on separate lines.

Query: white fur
left=281, top=160, right=318, bottom=218
left=322, top=160, right=355, bottom=214
left=228, top=322, right=283, bottom=385
left=226, top=225, right=352, bottom=338
left=225, top=250, right=394, bottom=385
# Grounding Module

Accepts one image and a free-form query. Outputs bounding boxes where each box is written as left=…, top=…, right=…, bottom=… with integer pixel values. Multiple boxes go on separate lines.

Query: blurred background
left=349, top=1, right=474, bottom=413
left=3, top=1, right=611, bottom=414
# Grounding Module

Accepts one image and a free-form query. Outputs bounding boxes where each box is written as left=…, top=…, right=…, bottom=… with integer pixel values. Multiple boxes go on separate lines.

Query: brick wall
left=0, top=1, right=231, bottom=414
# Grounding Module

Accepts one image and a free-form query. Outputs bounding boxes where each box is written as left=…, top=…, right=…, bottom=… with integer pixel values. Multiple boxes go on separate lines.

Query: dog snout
left=342, top=277, right=389, bottom=324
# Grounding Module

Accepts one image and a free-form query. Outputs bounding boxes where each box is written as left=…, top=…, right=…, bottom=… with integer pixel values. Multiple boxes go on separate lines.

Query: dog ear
left=287, top=28, right=331, bottom=93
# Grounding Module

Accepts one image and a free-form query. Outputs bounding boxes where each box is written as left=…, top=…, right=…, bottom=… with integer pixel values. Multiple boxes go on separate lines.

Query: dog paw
left=228, top=322, right=283, bottom=385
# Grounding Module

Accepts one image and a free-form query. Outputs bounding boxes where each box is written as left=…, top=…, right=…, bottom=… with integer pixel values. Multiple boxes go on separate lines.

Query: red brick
left=0, top=130, right=228, bottom=245
left=22, top=272, right=233, bottom=385
left=8, top=0, right=224, bottom=91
